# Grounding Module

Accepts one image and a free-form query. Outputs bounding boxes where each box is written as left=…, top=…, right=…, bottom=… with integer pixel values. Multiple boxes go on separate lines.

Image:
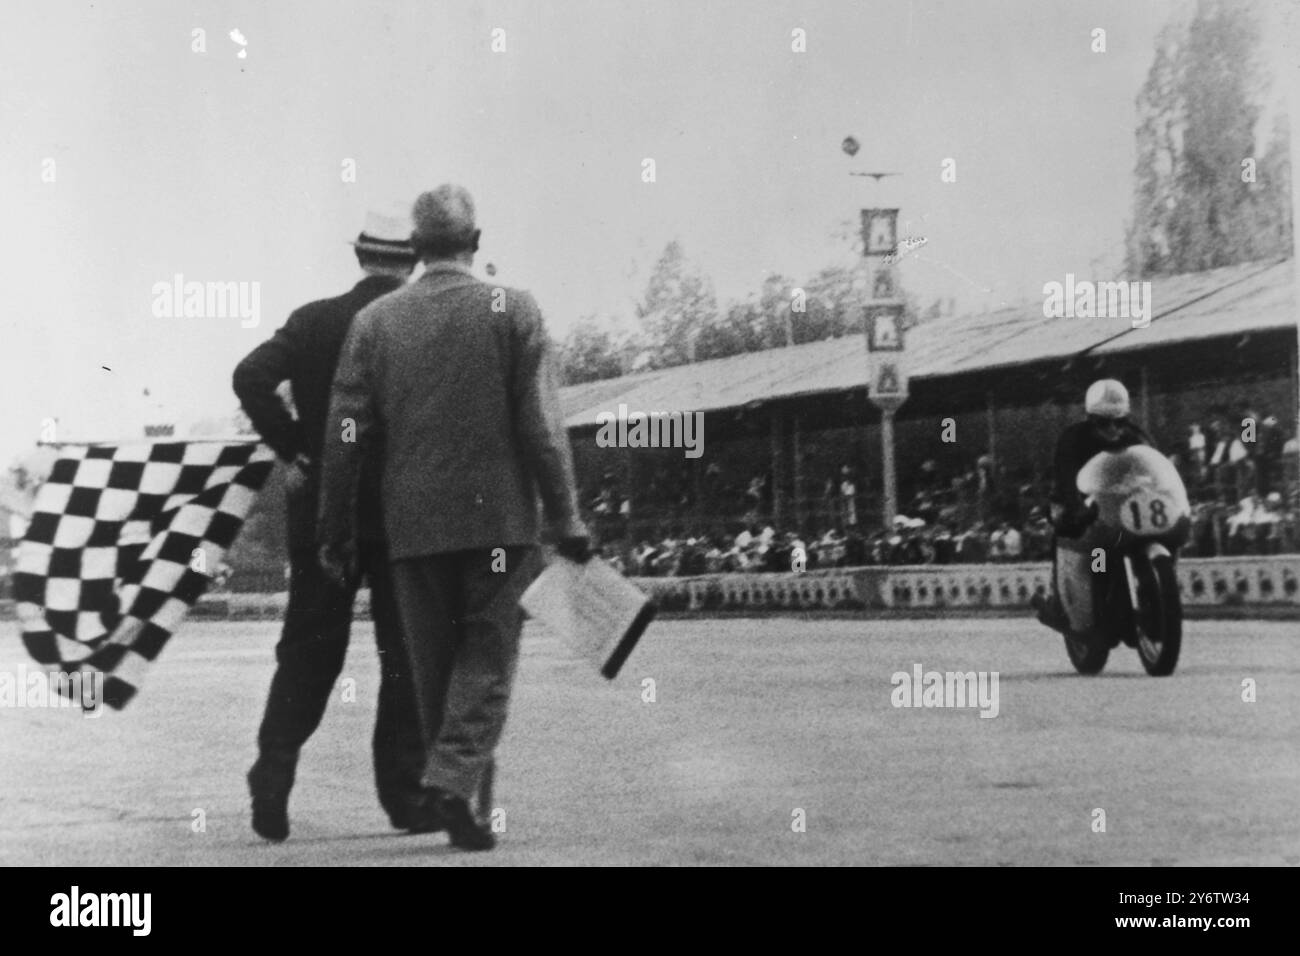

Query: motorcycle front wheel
left=1064, top=633, right=1109, bottom=674
left=1134, top=554, right=1182, bottom=676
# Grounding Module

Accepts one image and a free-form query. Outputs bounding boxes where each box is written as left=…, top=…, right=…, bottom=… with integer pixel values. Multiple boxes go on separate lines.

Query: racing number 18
left=1129, top=498, right=1168, bottom=531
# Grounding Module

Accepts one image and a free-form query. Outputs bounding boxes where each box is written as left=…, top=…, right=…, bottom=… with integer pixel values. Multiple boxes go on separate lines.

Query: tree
left=634, top=241, right=721, bottom=367
left=1125, top=0, right=1291, bottom=277
left=754, top=274, right=796, bottom=348
left=693, top=274, right=801, bottom=361
left=555, top=317, right=633, bottom=385
left=799, top=264, right=862, bottom=342
left=1254, top=112, right=1294, bottom=260
left=693, top=300, right=762, bottom=361
left=567, top=232, right=935, bottom=377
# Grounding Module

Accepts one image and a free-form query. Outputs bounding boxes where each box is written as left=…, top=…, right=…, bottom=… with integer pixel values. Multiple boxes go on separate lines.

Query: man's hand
left=555, top=535, right=592, bottom=564
left=318, top=540, right=358, bottom=587
left=545, top=515, right=591, bottom=563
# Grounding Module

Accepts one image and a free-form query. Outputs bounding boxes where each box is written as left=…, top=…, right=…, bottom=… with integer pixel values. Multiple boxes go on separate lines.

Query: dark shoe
left=247, top=759, right=293, bottom=842
left=432, top=790, right=496, bottom=851
left=250, top=791, right=290, bottom=842
left=390, top=794, right=446, bottom=834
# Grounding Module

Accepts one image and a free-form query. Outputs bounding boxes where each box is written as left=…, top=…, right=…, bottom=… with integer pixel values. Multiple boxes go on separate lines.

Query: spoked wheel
left=1134, top=554, right=1182, bottom=676
left=1064, top=633, right=1109, bottom=675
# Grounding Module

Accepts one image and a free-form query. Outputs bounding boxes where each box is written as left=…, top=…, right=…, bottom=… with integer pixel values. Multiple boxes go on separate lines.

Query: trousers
left=250, top=538, right=425, bottom=823
left=390, top=546, right=537, bottom=802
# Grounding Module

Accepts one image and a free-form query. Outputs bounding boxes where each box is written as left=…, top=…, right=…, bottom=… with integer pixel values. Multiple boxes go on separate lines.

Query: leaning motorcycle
left=1054, top=445, right=1190, bottom=676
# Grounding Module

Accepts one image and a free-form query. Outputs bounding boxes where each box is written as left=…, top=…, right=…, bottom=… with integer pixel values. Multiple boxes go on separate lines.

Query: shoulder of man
left=479, top=283, right=546, bottom=346
left=246, top=303, right=315, bottom=358
left=350, top=279, right=421, bottom=327
left=468, top=280, right=542, bottom=322
left=285, top=280, right=391, bottom=331
left=292, top=286, right=362, bottom=321
left=279, top=299, right=320, bottom=333
left=496, top=283, right=540, bottom=311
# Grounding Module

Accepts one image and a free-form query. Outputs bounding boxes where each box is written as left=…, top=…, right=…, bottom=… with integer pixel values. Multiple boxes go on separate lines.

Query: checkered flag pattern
left=12, top=441, right=275, bottom=710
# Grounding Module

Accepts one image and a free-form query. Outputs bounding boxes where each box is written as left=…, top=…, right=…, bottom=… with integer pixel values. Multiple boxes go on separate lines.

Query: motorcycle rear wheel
left=1135, top=554, right=1182, bottom=676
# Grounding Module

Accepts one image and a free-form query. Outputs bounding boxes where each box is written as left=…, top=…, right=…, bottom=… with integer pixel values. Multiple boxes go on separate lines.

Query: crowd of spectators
left=1185, top=493, right=1299, bottom=556
left=600, top=512, right=1056, bottom=577
left=1175, top=409, right=1294, bottom=504
left=585, top=405, right=1300, bottom=577
left=600, top=491, right=1299, bottom=578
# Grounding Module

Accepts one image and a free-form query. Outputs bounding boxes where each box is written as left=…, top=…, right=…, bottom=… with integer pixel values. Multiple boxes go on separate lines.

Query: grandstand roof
left=560, top=258, right=1295, bottom=427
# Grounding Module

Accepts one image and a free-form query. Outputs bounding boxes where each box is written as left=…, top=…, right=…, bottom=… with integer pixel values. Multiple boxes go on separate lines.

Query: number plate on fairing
left=1120, top=487, right=1175, bottom=534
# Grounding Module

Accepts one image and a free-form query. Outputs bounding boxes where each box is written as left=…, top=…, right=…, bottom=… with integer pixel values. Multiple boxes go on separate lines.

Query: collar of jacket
left=355, top=274, right=405, bottom=294
left=420, top=261, right=476, bottom=280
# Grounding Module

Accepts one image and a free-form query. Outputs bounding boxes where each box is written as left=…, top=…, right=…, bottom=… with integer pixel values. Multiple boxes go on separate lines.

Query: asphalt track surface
left=1, top=617, right=1296, bottom=866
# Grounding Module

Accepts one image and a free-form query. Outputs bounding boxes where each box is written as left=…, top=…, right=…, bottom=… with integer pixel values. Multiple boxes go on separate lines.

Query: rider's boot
left=1032, top=590, right=1070, bottom=633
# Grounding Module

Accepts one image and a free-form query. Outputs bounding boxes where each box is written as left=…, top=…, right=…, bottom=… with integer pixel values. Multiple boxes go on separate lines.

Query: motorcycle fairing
left=1077, top=445, right=1191, bottom=538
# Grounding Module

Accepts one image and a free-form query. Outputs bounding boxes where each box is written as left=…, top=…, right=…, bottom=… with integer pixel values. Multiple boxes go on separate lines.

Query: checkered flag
left=11, top=441, right=275, bottom=710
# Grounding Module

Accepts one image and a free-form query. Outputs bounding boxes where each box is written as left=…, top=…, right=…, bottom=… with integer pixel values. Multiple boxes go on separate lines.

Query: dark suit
left=233, top=275, right=425, bottom=824
left=318, top=262, right=585, bottom=802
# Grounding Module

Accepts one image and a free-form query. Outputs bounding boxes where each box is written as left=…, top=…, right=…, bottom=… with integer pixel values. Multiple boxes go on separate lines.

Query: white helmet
left=1085, top=378, right=1130, bottom=419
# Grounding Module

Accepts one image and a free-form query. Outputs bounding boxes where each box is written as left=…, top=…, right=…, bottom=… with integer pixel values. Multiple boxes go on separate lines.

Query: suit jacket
left=232, top=275, right=402, bottom=548
left=317, top=262, right=584, bottom=560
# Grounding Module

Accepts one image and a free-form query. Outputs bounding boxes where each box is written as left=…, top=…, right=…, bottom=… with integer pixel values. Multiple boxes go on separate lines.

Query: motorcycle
left=1055, top=444, right=1190, bottom=676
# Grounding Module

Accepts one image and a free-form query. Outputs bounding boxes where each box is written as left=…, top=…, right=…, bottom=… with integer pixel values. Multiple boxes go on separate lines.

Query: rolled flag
left=11, top=440, right=274, bottom=710
left=520, top=556, right=654, bottom=679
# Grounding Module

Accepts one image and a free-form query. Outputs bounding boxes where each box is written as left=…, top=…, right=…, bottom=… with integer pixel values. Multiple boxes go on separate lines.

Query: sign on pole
left=865, top=303, right=905, bottom=353
left=861, top=208, right=899, bottom=256
left=860, top=205, right=907, bottom=526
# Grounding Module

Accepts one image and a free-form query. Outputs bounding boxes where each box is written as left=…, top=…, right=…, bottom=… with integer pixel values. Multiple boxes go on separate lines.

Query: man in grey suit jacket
left=317, top=184, right=589, bottom=851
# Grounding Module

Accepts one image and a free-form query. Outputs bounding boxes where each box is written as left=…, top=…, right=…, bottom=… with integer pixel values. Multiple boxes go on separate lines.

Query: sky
left=1, top=0, right=1293, bottom=464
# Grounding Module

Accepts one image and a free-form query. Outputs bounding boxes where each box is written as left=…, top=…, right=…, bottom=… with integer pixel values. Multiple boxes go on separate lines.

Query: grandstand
left=6, top=258, right=1294, bottom=593
left=562, top=258, right=1298, bottom=540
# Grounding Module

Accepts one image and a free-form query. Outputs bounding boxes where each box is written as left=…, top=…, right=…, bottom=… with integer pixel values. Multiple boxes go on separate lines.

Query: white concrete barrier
left=629, top=555, right=1300, bottom=612
left=18, top=554, right=1267, bottom=621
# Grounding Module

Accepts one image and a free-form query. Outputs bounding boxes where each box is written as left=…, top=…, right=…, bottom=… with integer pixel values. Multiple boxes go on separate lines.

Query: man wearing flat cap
left=233, top=207, right=427, bottom=841
left=318, top=184, right=590, bottom=851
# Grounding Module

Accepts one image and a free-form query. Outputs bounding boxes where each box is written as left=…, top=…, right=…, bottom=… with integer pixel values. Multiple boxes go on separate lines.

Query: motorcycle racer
left=1034, top=379, right=1152, bottom=631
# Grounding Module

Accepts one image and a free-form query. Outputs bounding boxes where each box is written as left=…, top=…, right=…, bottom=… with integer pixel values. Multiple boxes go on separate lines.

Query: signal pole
left=844, top=136, right=909, bottom=528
